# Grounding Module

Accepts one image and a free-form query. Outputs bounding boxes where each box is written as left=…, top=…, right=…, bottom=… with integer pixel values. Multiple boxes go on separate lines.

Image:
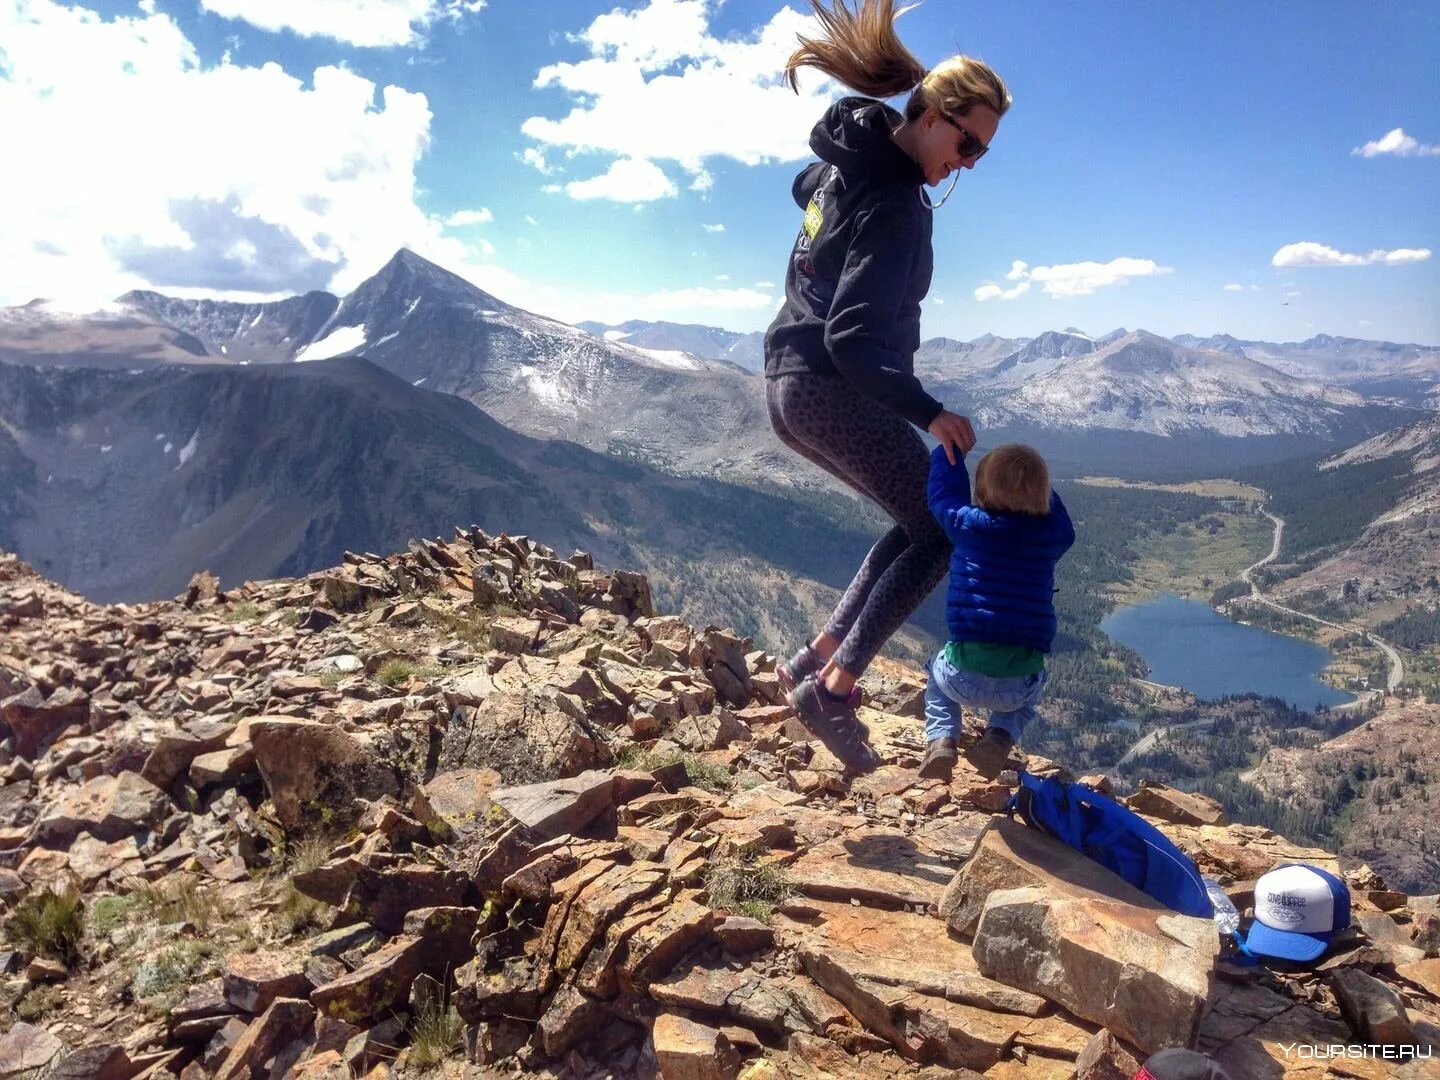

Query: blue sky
left=2, top=0, right=1436, bottom=344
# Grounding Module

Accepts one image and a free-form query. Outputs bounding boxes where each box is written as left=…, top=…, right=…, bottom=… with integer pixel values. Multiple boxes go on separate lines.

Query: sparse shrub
left=318, top=669, right=347, bottom=689
left=703, top=853, right=792, bottom=921
left=408, top=981, right=464, bottom=1067
left=271, top=832, right=334, bottom=939
left=89, top=894, right=140, bottom=938
left=5, top=883, right=84, bottom=964
left=615, top=747, right=733, bottom=793
left=376, top=659, right=445, bottom=687
left=15, top=983, right=66, bottom=1021
left=223, top=601, right=262, bottom=623
left=125, top=875, right=229, bottom=935
left=131, top=938, right=216, bottom=999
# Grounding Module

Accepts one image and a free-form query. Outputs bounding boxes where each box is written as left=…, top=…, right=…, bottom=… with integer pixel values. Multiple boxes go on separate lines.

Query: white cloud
left=1223, top=283, right=1245, bottom=292
left=714, top=273, right=730, bottom=281
left=1352, top=127, right=1440, bottom=158
left=444, top=208, right=493, bottom=226
left=979, top=257, right=1171, bottom=300
left=0, top=0, right=486, bottom=307
left=557, top=157, right=677, bottom=203
left=1026, top=258, right=1173, bottom=297
left=524, top=214, right=539, bottom=226
left=973, top=281, right=1031, bottom=302
left=754, top=280, right=775, bottom=288
left=702, top=223, right=725, bottom=233
left=199, top=0, right=485, bottom=48
left=1271, top=242, right=1433, bottom=268
left=932, top=297, right=944, bottom=305
left=518, top=147, right=556, bottom=174
left=521, top=0, right=831, bottom=197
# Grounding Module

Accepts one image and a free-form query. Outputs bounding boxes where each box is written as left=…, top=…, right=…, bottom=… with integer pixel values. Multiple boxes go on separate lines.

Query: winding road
left=1117, top=497, right=1403, bottom=768
left=1233, top=506, right=1403, bottom=697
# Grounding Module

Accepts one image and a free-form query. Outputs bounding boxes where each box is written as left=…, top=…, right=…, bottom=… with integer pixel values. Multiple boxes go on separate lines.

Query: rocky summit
left=0, top=533, right=1438, bottom=1078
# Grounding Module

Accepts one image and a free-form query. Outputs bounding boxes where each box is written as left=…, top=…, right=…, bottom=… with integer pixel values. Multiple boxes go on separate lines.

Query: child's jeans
left=924, top=646, right=1047, bottom=746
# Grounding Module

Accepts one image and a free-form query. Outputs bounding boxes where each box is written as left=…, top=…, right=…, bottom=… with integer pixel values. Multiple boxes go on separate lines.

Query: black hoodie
left=763, top=96, right=942, bottom=429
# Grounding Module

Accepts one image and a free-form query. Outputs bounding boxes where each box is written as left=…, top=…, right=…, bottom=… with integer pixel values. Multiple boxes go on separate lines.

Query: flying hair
left=785, top=0, right=1012, bottom=122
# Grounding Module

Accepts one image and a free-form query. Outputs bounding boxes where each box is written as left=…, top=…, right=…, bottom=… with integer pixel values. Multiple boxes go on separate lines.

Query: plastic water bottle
left=1204, top=876, right=1241, bottom=937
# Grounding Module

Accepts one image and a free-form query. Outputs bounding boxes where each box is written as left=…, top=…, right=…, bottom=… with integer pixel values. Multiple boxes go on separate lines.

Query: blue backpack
left=1008, top=771, right=1214, bottom=919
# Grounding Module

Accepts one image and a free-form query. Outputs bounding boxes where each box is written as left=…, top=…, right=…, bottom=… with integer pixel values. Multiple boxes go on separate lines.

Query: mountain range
left=0, top=356, right=894, bottom=668
left=1, top=246, right=1434, bottom=620
left=3, top=251, right=1431, bottom=465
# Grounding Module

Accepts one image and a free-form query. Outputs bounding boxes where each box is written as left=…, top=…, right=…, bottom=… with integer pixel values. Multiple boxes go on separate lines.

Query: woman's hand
left=928, top=410, right=976, bottom=464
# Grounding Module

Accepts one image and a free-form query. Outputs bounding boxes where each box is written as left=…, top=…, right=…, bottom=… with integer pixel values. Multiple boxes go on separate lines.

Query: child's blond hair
left=974, top=444, right=1050, bottom=515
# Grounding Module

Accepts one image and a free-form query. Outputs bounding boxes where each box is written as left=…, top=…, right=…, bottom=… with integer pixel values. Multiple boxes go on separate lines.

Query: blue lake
left=1100, top=593, right=1353, bottom=711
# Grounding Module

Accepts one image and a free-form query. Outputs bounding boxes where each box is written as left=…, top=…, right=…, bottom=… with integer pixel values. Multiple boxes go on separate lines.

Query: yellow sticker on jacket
left=802, top=199, right=823, bottom=241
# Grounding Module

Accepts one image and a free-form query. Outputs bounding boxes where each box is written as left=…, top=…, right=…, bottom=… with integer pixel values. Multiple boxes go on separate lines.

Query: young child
left=921, top=442, right=1075, bottom=781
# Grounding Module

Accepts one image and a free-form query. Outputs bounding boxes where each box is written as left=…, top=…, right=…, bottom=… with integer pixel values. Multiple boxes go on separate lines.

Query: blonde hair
left=975, top=444, right=1050, bottom=515
left=785, top=0, right=1011, bottom=122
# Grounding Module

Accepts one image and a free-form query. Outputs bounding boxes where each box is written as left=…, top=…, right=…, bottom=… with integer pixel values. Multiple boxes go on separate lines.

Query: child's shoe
left=918, top=737, right=957, bottom=782
left=964, top=727, right=1016, bottom=781
left=788, top=676, right=879, bottom=774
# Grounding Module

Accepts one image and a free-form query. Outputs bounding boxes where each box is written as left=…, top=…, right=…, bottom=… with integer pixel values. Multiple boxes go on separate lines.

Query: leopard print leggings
left=766, top=372, right=950, bottom=676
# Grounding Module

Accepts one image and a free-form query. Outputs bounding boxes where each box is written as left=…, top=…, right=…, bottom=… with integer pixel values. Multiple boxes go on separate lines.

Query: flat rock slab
left=788, top=827, right=953, bottom=910
left=33, top=771, right=168, bottom=845
left=413, top=767, right=502, bottom=840
left=250, top=717, right=398, bottom=831
left=651, top=1013, right=740, bottom=1080
left=0, top=1021, right=65, bottom=1077
left=781, top=899, right=1047, bottom=1018
left=1125, top=781, right=1226, bottom=827
left=491, top=770, right=614, bottom=839
left=310, top=935, right=424, bottom=1024
left=972, top=884, right=1218, bottom=1057
left=940, top=817, right=1165, bottom=938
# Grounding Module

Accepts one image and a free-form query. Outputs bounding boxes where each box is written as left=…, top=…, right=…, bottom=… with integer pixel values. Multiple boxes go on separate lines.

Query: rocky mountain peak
left=1, top=533, right=1434, bottom=1076
left=351, top=248, right=510, bottom=315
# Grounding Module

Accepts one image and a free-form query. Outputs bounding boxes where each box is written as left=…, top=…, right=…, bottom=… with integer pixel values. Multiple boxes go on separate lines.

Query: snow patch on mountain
left=296, top=325, right=365, bottom=362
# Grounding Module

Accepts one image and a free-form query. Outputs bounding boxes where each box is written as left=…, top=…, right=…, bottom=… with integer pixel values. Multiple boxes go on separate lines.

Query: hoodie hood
left=810, top=96, right=925, bottom=186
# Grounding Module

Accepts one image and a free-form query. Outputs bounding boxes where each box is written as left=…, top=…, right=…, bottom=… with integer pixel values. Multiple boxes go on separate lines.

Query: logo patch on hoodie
left=802, top=198, right=823, bottom=242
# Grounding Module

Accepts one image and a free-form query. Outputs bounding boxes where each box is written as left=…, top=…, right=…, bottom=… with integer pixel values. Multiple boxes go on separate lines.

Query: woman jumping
left=765, top=0, right=1010, bottom=771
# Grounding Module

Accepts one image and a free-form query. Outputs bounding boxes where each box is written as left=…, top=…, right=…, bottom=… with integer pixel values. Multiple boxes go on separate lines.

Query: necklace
left=920, top=171, right=960, bottom=210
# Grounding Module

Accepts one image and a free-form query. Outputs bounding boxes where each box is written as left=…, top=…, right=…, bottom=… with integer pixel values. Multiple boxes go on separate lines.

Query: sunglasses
left=939, top=112, right=989, bottom=161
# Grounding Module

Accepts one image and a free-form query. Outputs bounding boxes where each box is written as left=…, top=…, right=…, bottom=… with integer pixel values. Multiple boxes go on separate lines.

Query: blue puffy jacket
left=927, top=445, right=1075, bottom=651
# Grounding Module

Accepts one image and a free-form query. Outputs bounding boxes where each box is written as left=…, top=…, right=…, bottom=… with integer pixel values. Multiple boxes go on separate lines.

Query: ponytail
left=785, top=0, right=926, bottom=99
left=786, top=0, right=1012, bottom=121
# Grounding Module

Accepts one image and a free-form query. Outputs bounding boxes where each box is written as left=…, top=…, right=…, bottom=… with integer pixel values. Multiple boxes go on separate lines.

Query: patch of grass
left=615, top=747, right=733, bottom=794
left=126, top=875, right=230, bottom=935
left=5, top=884, right=84, bottom=964
left=408, top=981, right=464, bottom=1067
left=131, top=938, right=217, bottom=1000
left=375, top=658, right=445, bottom=687
left=703, top=854, right=792, bottom=921
left=15, top=983, right=66, bottom=1021
left=271, top=832, right=334, bottom=939
left=318, top=669, right=347, bottom=689
left=276, top=609, right=302, bottom=628
left=223, top=601, right=262, bottom=623
left=89, top=894, right=141, bottom=938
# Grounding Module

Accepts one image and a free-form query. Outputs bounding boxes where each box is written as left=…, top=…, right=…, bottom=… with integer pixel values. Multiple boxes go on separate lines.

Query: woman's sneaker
left=963, top=727, right=1016, bottom=781
left=777, top=645, right=821, bottom=694
left=788, top=676, right=879, bottom=774
left=919, top=737, right=957, bottom=782
left=777, top=646, right=861, bottom=707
